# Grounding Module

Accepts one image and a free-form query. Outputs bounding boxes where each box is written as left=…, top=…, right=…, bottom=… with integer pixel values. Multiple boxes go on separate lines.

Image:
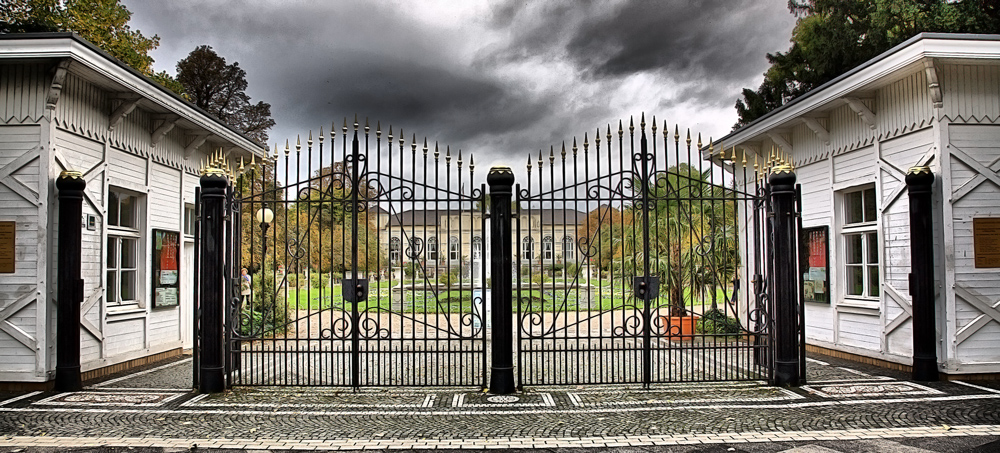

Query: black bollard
left=487, top=166, right=516, bottom=394
left=199, top=169, right=229, bottom=393
left=55, top=170, right=86, bottom=392
left=769, top=165, right=801, bottom=386
left=906, top=166, right=939, bottom=381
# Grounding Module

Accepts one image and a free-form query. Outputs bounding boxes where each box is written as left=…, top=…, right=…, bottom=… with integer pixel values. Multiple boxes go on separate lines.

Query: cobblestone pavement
left=0, top=353, right=998, bottom=451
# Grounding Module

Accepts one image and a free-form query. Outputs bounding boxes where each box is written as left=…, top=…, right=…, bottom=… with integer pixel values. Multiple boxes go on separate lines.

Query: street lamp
left=256, top=206, right=274, bottom=255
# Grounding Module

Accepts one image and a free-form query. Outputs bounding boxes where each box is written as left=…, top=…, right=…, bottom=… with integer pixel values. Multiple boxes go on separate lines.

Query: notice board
left=0, top=222, right=13, bottom=273
left=974, top=218, right=1000, bottom=268
left=152, top=229, right=180, bottom=307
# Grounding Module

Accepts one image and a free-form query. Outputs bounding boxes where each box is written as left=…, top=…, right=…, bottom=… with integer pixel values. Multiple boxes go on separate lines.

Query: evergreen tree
left=735, top=0, right=1000, bottom=128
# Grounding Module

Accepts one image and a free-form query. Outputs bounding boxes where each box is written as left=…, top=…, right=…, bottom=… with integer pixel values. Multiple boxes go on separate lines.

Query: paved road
left=0, top=352, right=998, bottom=451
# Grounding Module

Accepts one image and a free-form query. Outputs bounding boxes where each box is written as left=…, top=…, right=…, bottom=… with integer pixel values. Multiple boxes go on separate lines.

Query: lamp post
left=255, top=206, right=274, bottom=256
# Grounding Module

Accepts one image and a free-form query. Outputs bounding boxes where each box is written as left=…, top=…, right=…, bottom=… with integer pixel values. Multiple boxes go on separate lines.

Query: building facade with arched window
left=376, top=208, right=586, bottom=277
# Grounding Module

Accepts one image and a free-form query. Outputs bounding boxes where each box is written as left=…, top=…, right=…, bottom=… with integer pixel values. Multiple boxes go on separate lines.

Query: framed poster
left=152, top=229, right=180, bottom=308
left=800, top=226, right=829, bottom=304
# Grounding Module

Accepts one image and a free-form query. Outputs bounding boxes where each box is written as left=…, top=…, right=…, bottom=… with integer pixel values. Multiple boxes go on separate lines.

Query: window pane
left=863, top=188, right=877, bottom=222
left=108, top=191, right=120, bottom=227
left=120, top=238, right=137, bottom=268
left=107, top=271, right=117, bottom=304
left=120, top=270, right=136, bottom=301
left=866, top=232, right=879, bottom=264
left=107, top=238, right=117, bottom=269
left=846, top=234, right=863, bottom=264
left=846, top=191, right=864, bottom=224
left=847, top=265, right=864, bottom=296
left=119, top=193, right=136, bottom=229
left=868, top=265, right=880, bottom=297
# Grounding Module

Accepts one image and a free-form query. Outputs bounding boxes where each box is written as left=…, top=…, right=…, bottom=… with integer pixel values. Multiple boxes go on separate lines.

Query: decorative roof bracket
left=45, top=59, right=71, bottom=110
left=800, top=117, right=830, bottom=146
left=151, top=115, right=179, bottom=146
left=843, top=97, right=877, bottom=130
left=108, top=96, right=141, bottom=131
left=924, top=59, right=943, bottom=109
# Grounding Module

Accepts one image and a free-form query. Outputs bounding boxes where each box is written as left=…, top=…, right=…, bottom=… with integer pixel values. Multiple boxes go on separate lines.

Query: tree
left=734, top=0, right=1000, bottom=128
left=1, top=0, right=159, bottom=75
left=176, top=45, right=275, bottom=143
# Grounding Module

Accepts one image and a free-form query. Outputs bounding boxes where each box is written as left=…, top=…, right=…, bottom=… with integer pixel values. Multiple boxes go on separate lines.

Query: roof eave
left=0, top=33, right=268, bottom=157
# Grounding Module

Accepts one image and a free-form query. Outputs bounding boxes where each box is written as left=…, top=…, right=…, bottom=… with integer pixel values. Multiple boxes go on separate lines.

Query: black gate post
left=198, top=169, right=228, bottom=393
left=907, top=166, right=939, bottom=381
left=769, top=165, right=801, bottom=386
left=487, top=166, right=516, bottom=394
left=55, top=170, right=85, bottom=392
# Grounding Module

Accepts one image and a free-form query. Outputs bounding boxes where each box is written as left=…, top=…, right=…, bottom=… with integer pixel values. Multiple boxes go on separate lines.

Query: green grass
left=275, top=280, right=732, bottom=314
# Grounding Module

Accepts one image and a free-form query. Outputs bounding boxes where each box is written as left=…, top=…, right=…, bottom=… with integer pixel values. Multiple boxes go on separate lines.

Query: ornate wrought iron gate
left=195, top=114, right=801, bottom=390
left=514, top=116, right=775, bottom=386
left=226, top=119, right=488, bottom=387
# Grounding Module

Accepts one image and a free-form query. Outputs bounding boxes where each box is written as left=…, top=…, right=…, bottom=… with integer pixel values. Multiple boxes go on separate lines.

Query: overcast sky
left=123, top=0, right=796, bottom=177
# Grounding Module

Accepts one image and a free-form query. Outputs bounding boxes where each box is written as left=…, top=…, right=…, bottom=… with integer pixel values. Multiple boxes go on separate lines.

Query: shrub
left=696, top=308, right=742, bottom=335
left=438, top=269, right=461, bottom=287
left=530, top=272, right=550, bottom=285
left=546, top=263, right=563, bottom=277
left=242, top=263, right=290, bottom=337
left=403, top=262, right=421, bottom=278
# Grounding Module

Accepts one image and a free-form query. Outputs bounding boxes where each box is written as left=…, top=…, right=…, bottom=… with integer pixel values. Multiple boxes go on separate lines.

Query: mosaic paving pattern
left=34, top=391, right=186, bottom=407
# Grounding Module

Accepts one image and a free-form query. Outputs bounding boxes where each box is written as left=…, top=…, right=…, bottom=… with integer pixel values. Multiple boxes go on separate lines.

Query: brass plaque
left=0, top=222, right=14, bottom=273
left=974, top=218, right=1000, bottom=268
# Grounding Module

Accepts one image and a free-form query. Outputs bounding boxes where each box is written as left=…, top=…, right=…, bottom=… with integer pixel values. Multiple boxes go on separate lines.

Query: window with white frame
left=183, top=204, right=195, bottom=236
left=389, top=237, right=401, bottom=263
left=841, top=186, right=879, bottom=299
left=542, top=236, right=554, bottom=260
left=562, top=235, right=575, bottom=260
left=427, top=237, right=438, bottom=261
left=522, top=236, right=534, bottom=260
left=107, top=188, right=143, bottom=307
left=448, top=236, right=460, bottom=261
left=472, top=236, right=482, bottom=260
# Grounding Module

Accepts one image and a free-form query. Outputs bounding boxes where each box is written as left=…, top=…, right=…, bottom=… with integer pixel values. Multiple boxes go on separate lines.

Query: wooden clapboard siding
left=795, top=160, right=836, bottom=343
left=947, top=124, right=1000, bottom=364
left=837, top=312, right=881, bottom=350
left=53, top=131, right=107, bottom=364
left=149, top=163, right=181, bottom=230
left=878, top=128, right=934, bottom=357
left=833, top=145, right=874, bottom=184
left=941, top=64, right=1000, bottom=123
left=829, top=100, right=876, bottom=156
left=103, top=317, right=146, bottom=357
left=877, top=69, right=934, bottom=140
left=54, top=73, right=108, bottom=142
left=0, top=64, right=47, bottom=124
left=0, top=124, right=43, bottom=377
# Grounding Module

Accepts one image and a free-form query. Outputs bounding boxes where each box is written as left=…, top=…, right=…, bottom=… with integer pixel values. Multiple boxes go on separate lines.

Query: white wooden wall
left=734, top=61, right=1000, bottom=373
left=0, top=63, right=50, bottom=382
left=0, top=63, right=220, bottom=381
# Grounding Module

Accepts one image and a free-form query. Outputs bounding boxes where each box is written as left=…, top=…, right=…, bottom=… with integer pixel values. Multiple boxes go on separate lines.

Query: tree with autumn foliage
left=0, top=0, right=182, bottom=90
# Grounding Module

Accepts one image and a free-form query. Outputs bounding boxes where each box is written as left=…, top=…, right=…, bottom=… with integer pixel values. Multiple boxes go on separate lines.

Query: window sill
left=836, top=300, right=880, bottom=315
left=107, top=306, right=146, bottom=321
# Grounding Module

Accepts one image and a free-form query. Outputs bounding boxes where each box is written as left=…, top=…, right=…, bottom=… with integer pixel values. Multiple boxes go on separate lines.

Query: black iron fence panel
left=227, top=119, right=487, bottom=387
left=515, top=116, right=774, bottom=386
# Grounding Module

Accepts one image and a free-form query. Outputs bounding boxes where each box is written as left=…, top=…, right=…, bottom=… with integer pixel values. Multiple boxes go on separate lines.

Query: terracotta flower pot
left=660, top=315, right=700, bottom=339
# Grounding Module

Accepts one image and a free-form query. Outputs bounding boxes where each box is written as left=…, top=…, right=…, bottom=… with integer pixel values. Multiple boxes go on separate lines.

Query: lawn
left=272, top=279, right=733, bottom=314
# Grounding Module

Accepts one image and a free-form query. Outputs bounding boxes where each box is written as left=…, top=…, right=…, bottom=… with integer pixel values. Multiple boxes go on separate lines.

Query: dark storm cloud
left=481, top=0, right=793, bottom=103
left=123, top=0, right=795, bottom=166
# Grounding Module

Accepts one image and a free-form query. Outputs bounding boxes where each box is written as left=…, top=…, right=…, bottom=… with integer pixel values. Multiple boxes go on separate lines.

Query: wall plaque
left=974, top=218, right=1000, bottom=268
left=0, top=222, right=13, bottom=273
left=151, top=229, right=180, bottom=307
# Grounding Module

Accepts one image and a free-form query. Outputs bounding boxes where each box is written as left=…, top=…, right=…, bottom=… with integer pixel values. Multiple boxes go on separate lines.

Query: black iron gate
left=194, top=114, right=802, bottom=390
left=225, top=119, right=488, bottom=387
left=514, top=116, right=776, bottom=386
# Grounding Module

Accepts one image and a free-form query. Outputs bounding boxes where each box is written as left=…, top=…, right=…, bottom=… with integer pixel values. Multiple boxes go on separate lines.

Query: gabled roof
left=0, top=32, right=267, bottom=157
left=710, top=33, right=1000, bottom=160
